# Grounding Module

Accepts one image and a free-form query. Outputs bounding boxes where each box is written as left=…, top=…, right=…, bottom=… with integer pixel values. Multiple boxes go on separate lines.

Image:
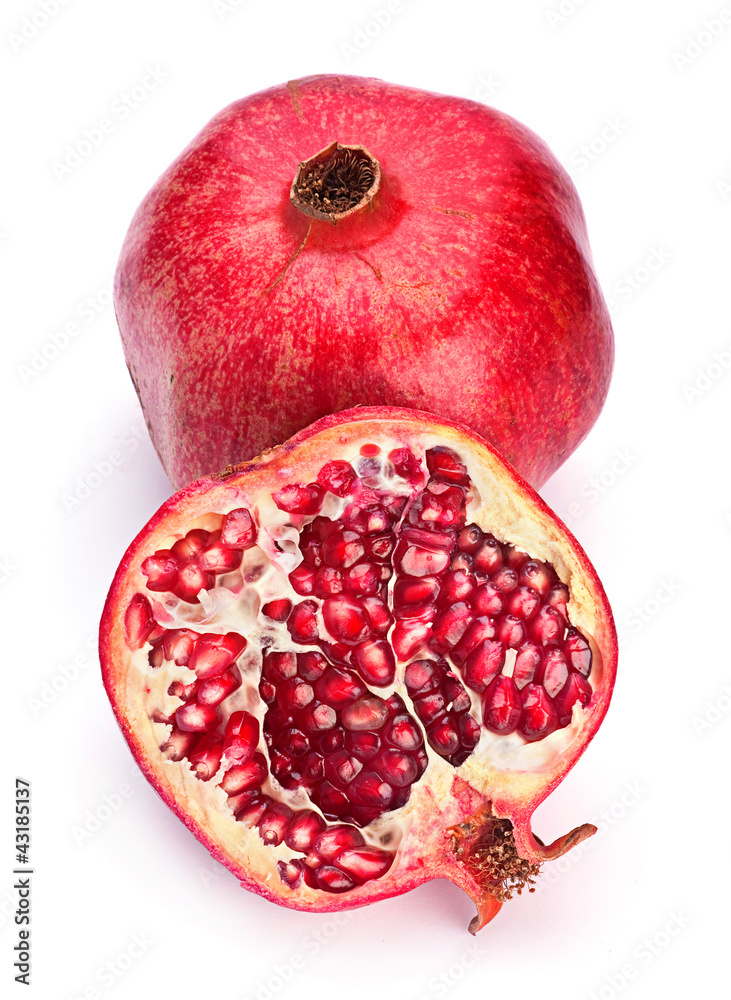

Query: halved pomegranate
left=100, top=407, right=616, bottom=931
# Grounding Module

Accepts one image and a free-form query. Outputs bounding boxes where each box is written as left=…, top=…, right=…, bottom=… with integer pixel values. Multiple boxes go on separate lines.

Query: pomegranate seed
left=289, top=564, right=316, bottom=595
left=450, top=617, right=496, bottom=665
left=396, top=542, right=451, bottom=578
left=505, top=546, right=530, bottom=571
left=325, top=750, right=363, bottom=788
left=221, top=752, right=268, bottom=794
left=287, top=600, right=320, bottom=644
left=438, top=569, right=476, bottom=605
left=491, top=565, right=518, bottom=592
left=160, top=726, right=197, bottom=761
left=284, top=810, right=327, bottom=851
left=392, top=620, right=431, bottom=660
left=314, top=566, right=344, bottom=598
left=148, top=645, right=164, bottom=668
left=236, top=795, right=269, bottom=826
left=189, top=732, right=224, bottom=781
left=360, top=595, right=392, bottom=636
left=334, top=846, right=394, bottom=882
left=425, top=447, right=469, bottom=485
left=263, top=651, right=297, bottom=682
left=322, top=595, right=372, bottom=645
left=198, top=541, right=242, bottom=573
left=514, top=641, right=542, bottom=690
left=426, top=717, right=461, bottom=756
left=316, top=460, right=357, bottom=497
left=345, top=562, right=380, bottom=596
left=404, top=659, right=440, bottom=695
left=297, top=650, right=328, bottom=681
left=223, top=711, right=260, bottom=763
left=349, top=771, right=394, bottom=808
left=314, top=668, right=365, bottom=709
left=457, top=524, right=482, bottom=553
left=518, top=684, right=559, bottom=742
left=373, top=748, right=420, bottom=787
left=529, top=605, right=564, bottom=646
left=277, top=859, right=305, bottom=888
left=472, top=536, right=503, bottom=574
left=298, top=702, right=337, bottom=733
left=482, top=676, right=522, bottom=735
left=168, top=678, right=198, bottom=701
left=345, top=730, right=382, bottom=761
left=258, top=802, right=294, bottom=845
left=564, top=627, right=592, bottom=676
left=315, top=781, right=350, bottom=818
left=302, top=751, right=325, bottom=780
left=313, top=865, right=358, bottom=893
left=383, top=714, right=424, bottom=751
left=172, top=563, right=214, bottom=603
left=497, top=615, right=527, bottom=649
left=341, top=695, right=389, bottom=732
left=553, top=673, right=592, bottom=726
left=430, top=602, right=473, bottom=652
left=519, top=560, right=553, bottom=596
left=197, top=665, right=242, bottom=706
left=124, top=593, right=156, bottom=650
left=141, top=550, right=179, bottom=591
left=262, top=598, right=292, bottom=621
left=546, top=582, right=570, bottom=618
left=189, top=633, right=246, bottom=679
left=394, top=575, right=441, bottom=607
left=367, top=534, right=395, bottom=561
left=538, top=647, right=569, bottom=698
left=313, top=824, right=365, bottom=860
left=220, top=508, right=256, bottom=549
left=276, top=677, right=315, bottom=712
left=322, top=529, right=365, bottom=569
left=412, top=689, right=446, bottom=726
left=388, top=447, right=424, bottom=483
left=273, top=482, right=324, bottom=515
left=472, top=582, right=504, bottom=617
left=353, top=639, right=396, bottom=686
left=162, top=629, right=197, bottom=664
left=170, top=529, right=208, bottom=563
left=314, top=729, right=344, bottom=754
left=463, top=639, right=505, bottom=692
left=175, top=702, right=220, bottom=732
left=506, top=585, right=542, bottom=620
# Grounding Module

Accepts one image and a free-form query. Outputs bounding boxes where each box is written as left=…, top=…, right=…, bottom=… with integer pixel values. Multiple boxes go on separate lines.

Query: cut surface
left=101, top=407, right=616, bottom=928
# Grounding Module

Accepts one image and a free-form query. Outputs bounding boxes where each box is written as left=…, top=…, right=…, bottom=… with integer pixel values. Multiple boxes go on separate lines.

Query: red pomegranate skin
left=115, top=74, right=614, bottom=490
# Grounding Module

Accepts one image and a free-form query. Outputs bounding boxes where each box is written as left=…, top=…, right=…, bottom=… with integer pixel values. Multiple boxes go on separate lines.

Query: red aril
left=100, top=407, right=616, bottom=932
left=114, top=74, right=613, bottom=490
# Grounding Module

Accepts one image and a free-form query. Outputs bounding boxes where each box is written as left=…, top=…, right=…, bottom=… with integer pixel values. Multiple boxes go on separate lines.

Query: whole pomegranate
left=100, top=407, right=616, bottom=931
left=114, top=74, right=614, bottom=490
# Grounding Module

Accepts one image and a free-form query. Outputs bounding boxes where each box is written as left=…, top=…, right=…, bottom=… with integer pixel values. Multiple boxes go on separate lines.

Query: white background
left=3, top=1, right=730, bottom=997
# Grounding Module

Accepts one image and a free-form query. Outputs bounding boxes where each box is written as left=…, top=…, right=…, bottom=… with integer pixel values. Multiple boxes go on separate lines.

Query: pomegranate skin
left=99, top=406, right=617, bottom=932
left=115, top=74, right=613, bottom=490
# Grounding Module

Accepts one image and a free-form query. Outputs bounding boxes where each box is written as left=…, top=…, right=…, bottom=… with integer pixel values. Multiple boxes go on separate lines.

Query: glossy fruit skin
left=115, top=74, right=614, bottom=490
left=99, top=406, right=617, bottom=932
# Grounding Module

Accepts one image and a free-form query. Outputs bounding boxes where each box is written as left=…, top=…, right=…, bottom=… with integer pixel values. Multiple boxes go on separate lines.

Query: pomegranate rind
left=100, top=407, right=617, bottom=925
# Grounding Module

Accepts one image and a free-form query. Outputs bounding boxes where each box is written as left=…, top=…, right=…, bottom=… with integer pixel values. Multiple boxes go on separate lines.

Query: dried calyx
left=101, top=407, right=616, bottom=930
left=290, top=142, right=381, bottom=223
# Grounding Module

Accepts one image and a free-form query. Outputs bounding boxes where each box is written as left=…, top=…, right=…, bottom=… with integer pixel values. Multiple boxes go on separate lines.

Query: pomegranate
left=114, top=73, right=613, bottom=490
left=100, top=407, right=616, bottom=931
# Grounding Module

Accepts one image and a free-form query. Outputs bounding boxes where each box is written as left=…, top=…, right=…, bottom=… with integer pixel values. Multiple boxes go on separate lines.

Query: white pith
left=105, top=416, right=611, bottom=904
